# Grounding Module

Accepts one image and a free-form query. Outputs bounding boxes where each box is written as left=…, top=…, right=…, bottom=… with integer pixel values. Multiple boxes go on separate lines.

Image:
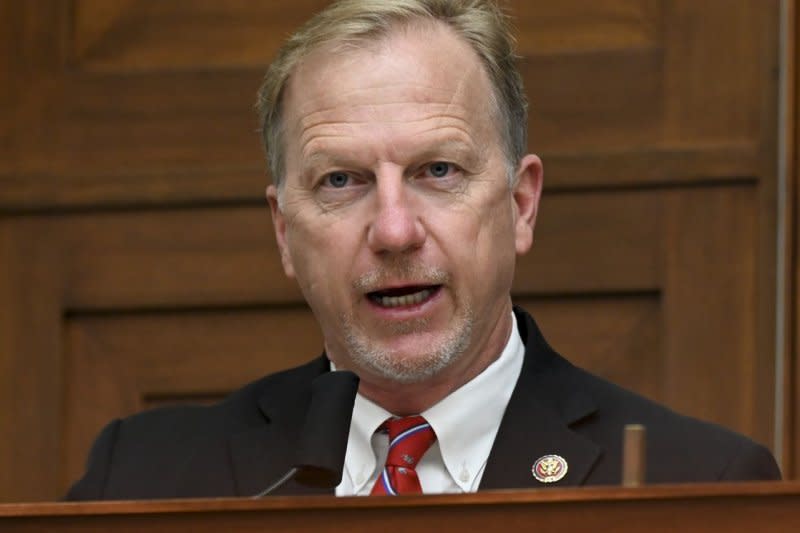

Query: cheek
left=457, top=193, right=517, bottom=288
left=468, top=189, right=515, bottom=249
left=284, top=216, right=357, bottom=300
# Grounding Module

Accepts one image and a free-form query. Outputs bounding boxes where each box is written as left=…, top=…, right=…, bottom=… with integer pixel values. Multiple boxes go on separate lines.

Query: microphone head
left=293, top=370, right=360, bottom=488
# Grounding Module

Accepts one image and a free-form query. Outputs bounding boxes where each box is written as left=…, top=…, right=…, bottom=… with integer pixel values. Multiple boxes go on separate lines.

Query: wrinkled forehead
left=282, top=21, right=497, bottom=125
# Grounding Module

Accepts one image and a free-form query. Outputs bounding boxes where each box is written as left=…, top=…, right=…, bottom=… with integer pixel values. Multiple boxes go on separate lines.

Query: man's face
left=268, top=24, right=542, bottom=394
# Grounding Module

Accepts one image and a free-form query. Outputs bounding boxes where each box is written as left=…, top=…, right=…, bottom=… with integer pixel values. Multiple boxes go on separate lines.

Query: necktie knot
left=371, top=415, right=436, bottom=495
left=384, top=415, right=436, bottom=467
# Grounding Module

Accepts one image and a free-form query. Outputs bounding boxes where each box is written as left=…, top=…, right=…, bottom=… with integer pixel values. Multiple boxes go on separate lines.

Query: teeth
left=378, top=288, right=433, bottom=308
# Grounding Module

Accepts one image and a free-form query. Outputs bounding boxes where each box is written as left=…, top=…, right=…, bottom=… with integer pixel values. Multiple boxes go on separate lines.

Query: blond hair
left=256, top=0, right=527, bottom=187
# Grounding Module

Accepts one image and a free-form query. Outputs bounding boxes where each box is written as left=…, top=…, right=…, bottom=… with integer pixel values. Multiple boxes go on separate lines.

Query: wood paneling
left=513, top=1, right=661, bottom=55
left=72, top=0, right=329, bottom=71
left=60, top=208, right=294, bottom=309
left=788, top=0, right=799, bottom=481
left=521, top=295, right=662, bottom=400
left=0, top=0, right=783, bottom=501
left=0, top=1, right=778, bottom=208
left=518, top=190, right=660, bottom=293
left=662, top=187, right=759, bottom=431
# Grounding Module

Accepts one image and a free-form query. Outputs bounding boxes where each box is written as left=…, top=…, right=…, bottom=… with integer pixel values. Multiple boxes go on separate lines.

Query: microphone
left=253, top=370, right=360, bottom=497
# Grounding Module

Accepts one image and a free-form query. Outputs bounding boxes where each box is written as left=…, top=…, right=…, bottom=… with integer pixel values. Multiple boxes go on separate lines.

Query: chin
left=345, top=327, right=473, bottom=386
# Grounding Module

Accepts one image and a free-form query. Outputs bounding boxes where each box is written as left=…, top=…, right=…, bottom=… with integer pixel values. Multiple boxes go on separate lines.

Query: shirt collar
left=343, top=393, right=391, bottom=492
left=422, top=312, right=524, bottom=491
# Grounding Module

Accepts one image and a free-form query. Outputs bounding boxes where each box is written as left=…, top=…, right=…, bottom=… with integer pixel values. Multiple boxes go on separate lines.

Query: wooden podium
left=1, top=482, right=798, bottom=532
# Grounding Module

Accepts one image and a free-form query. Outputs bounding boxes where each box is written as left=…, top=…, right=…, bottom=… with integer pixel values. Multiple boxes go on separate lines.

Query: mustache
left=353, top=259, right=449, bottom=293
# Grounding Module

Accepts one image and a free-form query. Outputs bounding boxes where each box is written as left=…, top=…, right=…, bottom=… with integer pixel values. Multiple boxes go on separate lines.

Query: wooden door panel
left=519, top=190, right=661, bottom=293
left=73, top=0, right=331, bottom=71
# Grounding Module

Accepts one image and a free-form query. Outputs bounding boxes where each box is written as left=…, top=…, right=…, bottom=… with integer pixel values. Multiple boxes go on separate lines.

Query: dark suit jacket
left=66, top=308, right=780, bottom=500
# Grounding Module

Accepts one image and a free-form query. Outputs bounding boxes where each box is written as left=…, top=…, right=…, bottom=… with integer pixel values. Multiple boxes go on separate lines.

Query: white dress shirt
left=334, top=312, right=525, bottom=495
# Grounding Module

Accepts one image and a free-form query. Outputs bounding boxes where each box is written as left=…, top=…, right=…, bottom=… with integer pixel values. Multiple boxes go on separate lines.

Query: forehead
left=282, top=23, right=496, bottom=130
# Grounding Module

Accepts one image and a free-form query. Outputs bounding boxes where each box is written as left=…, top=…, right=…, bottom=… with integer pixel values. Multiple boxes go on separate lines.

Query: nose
left=366, top=172, right=426, bottom=255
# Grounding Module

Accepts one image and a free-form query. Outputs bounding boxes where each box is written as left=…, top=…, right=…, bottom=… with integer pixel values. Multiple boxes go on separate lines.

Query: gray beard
left=341, top=309, right=474, bottom=384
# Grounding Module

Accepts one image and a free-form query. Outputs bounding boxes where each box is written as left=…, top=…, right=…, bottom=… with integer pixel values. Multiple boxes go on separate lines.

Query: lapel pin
left=532, top=454, right=568, bottom=483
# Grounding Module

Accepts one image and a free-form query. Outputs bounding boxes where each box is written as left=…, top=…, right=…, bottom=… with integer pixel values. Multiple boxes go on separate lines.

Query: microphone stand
left=252, top=467, right=299, bottom=498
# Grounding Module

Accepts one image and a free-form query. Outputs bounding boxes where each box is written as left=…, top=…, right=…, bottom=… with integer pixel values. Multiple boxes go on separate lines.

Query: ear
left=512, top=154, right=543, bottom=255
left=266, top=184, right=296, bottom=279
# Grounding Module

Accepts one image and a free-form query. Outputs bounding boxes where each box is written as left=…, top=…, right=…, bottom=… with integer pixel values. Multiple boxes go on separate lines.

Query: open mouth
left=367, top=285, right=441, bottom=308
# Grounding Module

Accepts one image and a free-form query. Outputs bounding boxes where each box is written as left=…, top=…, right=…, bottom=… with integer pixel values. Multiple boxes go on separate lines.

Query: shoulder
left=65, top=356, right=328, bottom=499
left=591, top=369, right=780, bottom=481
left=513, top=307, right=781, bottom=482
left=565, top=359, right=781, bottom=482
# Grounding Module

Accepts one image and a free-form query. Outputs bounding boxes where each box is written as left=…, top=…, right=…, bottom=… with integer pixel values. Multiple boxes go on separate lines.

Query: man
left=67, top=0, right=780, bottom=500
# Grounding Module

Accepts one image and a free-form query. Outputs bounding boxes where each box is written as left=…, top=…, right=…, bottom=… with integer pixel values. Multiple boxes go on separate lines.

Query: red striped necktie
left=371, top=416, right=437, bottom=495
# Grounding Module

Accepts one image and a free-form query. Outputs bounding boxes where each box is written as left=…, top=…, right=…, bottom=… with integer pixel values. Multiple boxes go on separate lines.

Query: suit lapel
left=228, top=357, right=335, bottom=497
left=480, top=309, right=602, bottom=490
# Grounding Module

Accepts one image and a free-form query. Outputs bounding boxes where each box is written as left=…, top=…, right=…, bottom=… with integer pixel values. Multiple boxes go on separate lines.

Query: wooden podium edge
left=2, top=482, right=800, bottom=533
left=1, top=480, right=798, bottom=516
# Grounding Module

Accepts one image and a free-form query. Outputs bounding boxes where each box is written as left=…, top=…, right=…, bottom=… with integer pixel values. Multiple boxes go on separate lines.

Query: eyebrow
left=301, top=136, right=483, bottom=174
left=411, top=139, right=483, bottom=169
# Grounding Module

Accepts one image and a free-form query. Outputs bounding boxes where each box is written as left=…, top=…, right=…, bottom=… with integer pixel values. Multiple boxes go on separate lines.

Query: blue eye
left=326, top=172, right=349, bottom=188
left=428, top=162, right=450, bottom=177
